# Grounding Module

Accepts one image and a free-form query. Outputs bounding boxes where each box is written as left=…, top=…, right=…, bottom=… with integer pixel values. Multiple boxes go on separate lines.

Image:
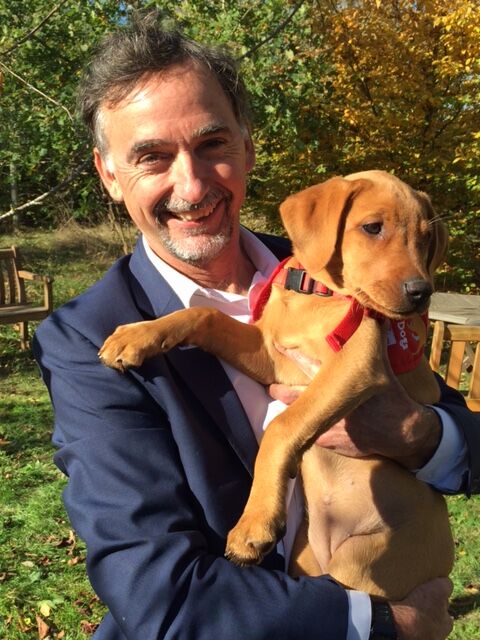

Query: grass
left=0, top=224, right=479, bottom=638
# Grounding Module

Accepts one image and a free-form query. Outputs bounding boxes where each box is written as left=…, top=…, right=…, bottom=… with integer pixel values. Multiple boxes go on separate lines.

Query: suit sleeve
left=33, top=314, right=349, bottom=640
left=434, top=373, right=480, bottom=495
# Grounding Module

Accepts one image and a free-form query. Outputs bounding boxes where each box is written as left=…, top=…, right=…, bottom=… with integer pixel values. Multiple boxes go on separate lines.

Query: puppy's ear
left=279, top=177, right=369, bottom=274
left=416, top=190, right=449, bottom=275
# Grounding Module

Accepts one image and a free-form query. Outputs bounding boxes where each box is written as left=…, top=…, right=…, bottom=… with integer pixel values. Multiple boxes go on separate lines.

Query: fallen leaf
left=465, top=583, right=480, bottom=594
left=0, top=571, right=14, bottom=582
left=21, top=560, right=35, bottom=568
left=36, top=614, right=50, bottom=640
left=17, top=615, right=34, bottom=632
left=80, top=620, right=99, bottom=634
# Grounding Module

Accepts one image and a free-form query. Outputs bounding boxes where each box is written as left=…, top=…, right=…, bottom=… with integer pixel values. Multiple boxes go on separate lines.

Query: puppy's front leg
left=226, top=320, right=391, bottom=565
left=99, top=307, right=275, bottom=383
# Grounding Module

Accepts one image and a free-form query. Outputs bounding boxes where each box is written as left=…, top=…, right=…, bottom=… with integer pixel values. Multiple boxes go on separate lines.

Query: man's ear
left=93, top=148, right=124, bottom=202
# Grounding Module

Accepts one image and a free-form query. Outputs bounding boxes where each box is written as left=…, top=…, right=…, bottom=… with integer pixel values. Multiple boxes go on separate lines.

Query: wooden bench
left=0, top=245, right=53, bottom=350
left=430, top=320, right=480, bottom=412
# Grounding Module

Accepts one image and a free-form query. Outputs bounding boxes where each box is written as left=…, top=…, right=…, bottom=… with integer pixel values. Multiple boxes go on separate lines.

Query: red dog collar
left=249, top=259, right=427, bottom=374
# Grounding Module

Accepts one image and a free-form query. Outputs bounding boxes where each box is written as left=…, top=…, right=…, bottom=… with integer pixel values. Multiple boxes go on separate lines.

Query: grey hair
left=76, top=11, right=252, bottom=155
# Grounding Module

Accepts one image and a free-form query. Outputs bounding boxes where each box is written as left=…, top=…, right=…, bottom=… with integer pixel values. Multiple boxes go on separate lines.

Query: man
left=34, top=13, right=479, bottom=639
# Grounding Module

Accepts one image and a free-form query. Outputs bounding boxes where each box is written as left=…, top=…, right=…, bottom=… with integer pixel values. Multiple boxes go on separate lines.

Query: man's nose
left=171, top=153, right=209, bottom=204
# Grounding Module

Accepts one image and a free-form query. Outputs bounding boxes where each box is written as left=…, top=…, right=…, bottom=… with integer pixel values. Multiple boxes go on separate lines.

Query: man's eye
left=138, top=153, right=170, bottom=165
left=362, top=222, right=383, bottom=235
left=201, top=138, right=226, bottom=151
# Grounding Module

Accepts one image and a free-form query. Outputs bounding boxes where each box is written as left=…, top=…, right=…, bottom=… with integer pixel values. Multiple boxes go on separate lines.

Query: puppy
left=99, top=170, right=453, bottom=599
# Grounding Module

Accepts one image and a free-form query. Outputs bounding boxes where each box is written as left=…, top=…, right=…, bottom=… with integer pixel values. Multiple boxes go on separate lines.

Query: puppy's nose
left=404, top=279, right=433, bottom=307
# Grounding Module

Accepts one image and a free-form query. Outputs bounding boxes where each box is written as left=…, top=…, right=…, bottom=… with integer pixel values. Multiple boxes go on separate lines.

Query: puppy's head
left=279, top=170, right=448, bottom=318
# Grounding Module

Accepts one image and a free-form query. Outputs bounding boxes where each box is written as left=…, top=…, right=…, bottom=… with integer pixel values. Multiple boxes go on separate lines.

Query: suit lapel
left=128, top=239, right=258, bottom=474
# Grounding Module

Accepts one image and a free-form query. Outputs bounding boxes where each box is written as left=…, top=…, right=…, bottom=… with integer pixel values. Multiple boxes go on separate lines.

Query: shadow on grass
left=0, top=398, right=52, bottom=454
left=450, top=592, right=480, bottom=619
left=0, top=344, right=39, bottom=379
left=0, top=339, right=52, bottom=454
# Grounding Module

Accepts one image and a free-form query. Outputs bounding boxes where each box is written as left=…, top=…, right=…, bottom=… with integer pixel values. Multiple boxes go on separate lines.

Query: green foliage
left=0, top=0, right=124, bottom=224
left=0, top=1, right=478, bottom=289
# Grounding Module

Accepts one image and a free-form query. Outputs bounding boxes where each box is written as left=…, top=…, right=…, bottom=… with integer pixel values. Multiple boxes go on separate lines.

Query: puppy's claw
left=114, top=358, right=127, bottom=374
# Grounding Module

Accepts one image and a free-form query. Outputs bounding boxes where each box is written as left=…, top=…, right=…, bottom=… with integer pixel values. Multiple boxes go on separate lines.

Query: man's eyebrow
left=193, top=124, right=232, bottom=138
left=127, top=125, right=232, bottom=161
left=127, top=139, right=168, bottom=162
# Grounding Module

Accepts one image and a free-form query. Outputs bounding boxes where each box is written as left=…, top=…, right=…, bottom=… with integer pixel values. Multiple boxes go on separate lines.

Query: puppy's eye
left=362, top=222, right=383, bottom=235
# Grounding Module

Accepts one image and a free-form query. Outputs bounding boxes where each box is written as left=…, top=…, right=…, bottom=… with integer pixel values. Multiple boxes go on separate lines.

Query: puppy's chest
left=260, top=288, right=350, bottom=355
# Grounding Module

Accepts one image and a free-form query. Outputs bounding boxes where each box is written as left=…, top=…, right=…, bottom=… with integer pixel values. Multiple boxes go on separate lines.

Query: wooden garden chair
left=0, top=245, right=53, bottom=350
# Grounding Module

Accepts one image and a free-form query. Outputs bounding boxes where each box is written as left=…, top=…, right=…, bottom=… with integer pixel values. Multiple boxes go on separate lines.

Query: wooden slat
left=446, top=341, right=465, bottom=388
left=469, top=343, right=480, bottom=402
left=0, top=247, right=16, bottom=259
left=430, top=320, right=480, bottom=413
left=444, top=325, right=480, bottom=341
left=429, top=321, right=445, bottom=371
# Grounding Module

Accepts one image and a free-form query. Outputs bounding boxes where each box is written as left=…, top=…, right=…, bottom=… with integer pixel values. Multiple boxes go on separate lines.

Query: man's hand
left=389, top=577, right=453, bottom=640
left=268, top=347, right=442, bottom=470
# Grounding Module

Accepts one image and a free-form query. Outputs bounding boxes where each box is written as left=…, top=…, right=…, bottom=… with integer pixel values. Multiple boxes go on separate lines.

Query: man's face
left=94, top=63, right=255, bottom=268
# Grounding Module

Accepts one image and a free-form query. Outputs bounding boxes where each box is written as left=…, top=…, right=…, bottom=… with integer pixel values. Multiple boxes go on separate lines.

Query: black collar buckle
left=284, top=267, right=314, bottom=294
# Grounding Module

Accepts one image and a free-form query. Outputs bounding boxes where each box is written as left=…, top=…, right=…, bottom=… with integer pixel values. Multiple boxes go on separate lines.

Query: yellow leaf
left=39, top=602, right=51, bottom=617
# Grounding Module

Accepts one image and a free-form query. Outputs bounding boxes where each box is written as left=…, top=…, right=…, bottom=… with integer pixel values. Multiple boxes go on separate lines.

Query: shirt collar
left=142, top=227, right=279, bottom=310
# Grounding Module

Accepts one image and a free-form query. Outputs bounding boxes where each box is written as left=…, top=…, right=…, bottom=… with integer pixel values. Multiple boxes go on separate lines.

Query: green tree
left=0, top=0, right=125, bottom=226
left=0, top=0, right=478, bottom=290
left=307, top=0, right=480, bottom=291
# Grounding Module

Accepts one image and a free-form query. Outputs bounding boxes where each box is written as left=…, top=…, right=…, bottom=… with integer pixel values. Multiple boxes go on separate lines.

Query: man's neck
left=148, top=236, right=256, bottom=295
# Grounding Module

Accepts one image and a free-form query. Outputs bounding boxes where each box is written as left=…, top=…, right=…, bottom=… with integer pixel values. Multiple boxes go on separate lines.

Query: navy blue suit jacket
left=34, top=233, right=480, bottom=639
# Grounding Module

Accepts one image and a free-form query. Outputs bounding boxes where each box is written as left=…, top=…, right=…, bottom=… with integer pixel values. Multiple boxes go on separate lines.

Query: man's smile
left=154, top=191, right=228, bottom=228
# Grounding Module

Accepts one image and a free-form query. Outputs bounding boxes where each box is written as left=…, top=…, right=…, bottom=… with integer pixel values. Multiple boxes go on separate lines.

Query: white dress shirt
left=143, top=229, right=467, bottom=640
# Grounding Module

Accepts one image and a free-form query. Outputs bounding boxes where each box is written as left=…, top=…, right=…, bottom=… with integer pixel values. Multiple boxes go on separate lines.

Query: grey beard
left=161, top=225, right=233, bottom=266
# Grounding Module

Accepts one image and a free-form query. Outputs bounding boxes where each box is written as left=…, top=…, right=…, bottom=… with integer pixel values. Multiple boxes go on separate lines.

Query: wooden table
left=429, top=292, right=480, bottom=325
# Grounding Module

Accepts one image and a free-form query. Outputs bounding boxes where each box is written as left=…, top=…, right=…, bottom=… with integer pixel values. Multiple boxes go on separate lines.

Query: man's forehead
left=103, top=61, right=225, bottom=111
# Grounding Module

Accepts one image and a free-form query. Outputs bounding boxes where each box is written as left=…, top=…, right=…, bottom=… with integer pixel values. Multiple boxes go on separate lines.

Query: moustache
left=154, top=189, right=227, bottom=216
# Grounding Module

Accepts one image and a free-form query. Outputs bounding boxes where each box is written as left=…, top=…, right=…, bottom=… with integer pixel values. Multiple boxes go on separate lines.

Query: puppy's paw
left=225, top=512, right=286, bottom=566
left=98, top=322, right=161, bottom=371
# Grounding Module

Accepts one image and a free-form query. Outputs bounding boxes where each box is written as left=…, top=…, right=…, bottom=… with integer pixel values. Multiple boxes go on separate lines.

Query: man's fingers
left=268, top=383, right=306, bottom=404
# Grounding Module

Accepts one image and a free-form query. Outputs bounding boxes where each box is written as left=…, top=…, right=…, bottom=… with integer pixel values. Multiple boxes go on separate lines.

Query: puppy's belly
left=300, top=446, right=453, bottom=597
left=301, top=449, right=388, bottom=570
